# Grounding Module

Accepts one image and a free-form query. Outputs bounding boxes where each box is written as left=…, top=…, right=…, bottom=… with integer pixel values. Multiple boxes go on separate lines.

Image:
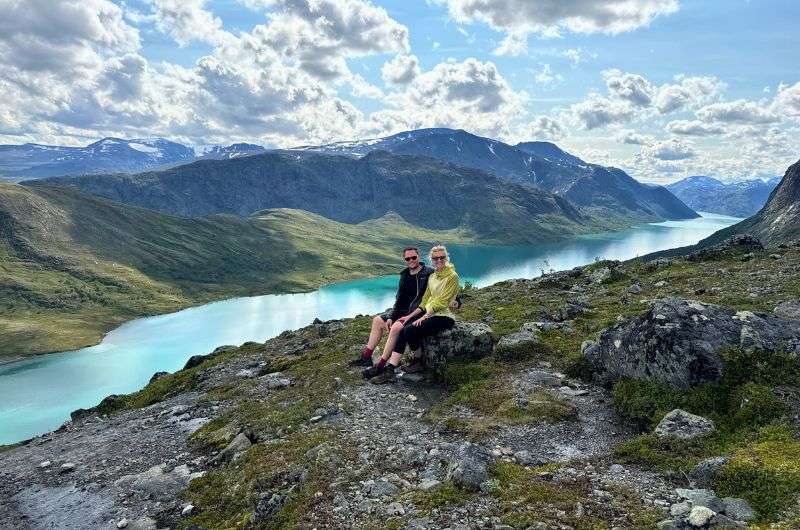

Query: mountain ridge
left=296, top=128, right=697, bottom=222
left=666, top=175, right=780, bottom=217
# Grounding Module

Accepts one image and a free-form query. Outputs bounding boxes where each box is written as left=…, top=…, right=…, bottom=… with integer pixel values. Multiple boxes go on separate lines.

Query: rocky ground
left=1, top=236, right=799, bottom=529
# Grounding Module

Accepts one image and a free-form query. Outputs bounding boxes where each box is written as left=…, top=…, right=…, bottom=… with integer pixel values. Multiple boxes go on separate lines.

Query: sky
left=1, top=0, right=798, bottom=183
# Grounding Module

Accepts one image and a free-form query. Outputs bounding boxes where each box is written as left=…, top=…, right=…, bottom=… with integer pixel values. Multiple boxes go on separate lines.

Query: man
left=349, top=247, right=432, bottom=368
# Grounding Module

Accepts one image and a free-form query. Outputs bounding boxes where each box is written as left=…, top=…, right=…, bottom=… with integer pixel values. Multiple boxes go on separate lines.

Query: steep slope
left=32, top=150, right=593, bottom=244
left=0, top=182, right=460, bottom=358
left=701, top=159, right=800, bottom=246
left=0, top=138, right=195, bottom=179
left=666, top=175, right=780, bottom=217
left=297, top=128, right=697, bottom=222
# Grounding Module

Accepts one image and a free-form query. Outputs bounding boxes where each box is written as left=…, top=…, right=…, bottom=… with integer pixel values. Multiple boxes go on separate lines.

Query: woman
left=368, top=245, right=460, bottom=384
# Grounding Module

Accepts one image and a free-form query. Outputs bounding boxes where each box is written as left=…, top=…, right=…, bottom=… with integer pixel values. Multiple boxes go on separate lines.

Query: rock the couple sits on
left=350, top=245, right=461, bottom=384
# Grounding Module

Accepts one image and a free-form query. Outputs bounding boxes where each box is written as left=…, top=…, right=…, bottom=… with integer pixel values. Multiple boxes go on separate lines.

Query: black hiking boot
left=403, top=358, right=424, bottom=374
left=370, top=364, right=397, bottom=384
left=349, top=355, right=373, bottom=367
left=362, top=364, right=384, bottom=379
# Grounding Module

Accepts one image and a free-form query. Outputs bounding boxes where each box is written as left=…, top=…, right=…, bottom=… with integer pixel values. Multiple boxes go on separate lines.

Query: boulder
left=422, top=322, right=494, bottom=373
left=688, top=456, right=729, bottom=488
left=687, top=506, right=715, bottom=527
left=114, top=464, right=196, bottom=502
left=655, top=410, right=715, bottom=440
left=721, top=497, right=755, bottom=522
left=212, top=432, right=252, bottom=464
left=686, top=235, right=764, bottom=262
left=446, top=443, right=494, bottom=492
left=583, top=298, right=800, bottom=388
left=494, top=330, right=540, bottom=360
left=775, top=300, right=800, bottom=320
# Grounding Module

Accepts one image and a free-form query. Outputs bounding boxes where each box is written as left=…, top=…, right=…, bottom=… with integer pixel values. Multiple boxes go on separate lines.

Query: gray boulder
left=775, top=300, right=800, bottom=320
left=446, top=443, right=494, bottom=492
left=422, top=322, right=494, bottom=373
left=114, top=464, right=197, bottom=502
left=688, top=456, right=729, bottom=488
left=655, top=410, right=715, bottom=440
left=584, top=298, right=800, bottom=388
left=721, top=497, right=755, bottom=522
left=494, top=330, right=540, bottom=360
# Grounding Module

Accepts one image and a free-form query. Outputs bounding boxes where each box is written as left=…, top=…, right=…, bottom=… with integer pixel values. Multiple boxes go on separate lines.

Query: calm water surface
left=0, top=213, right=739, bottom=444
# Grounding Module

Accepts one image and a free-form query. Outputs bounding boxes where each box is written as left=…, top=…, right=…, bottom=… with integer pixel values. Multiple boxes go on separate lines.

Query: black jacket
left=389, top=263, right=433, bottom=320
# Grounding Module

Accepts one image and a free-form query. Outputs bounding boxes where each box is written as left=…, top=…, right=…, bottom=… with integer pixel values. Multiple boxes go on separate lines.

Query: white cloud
left=696, top=99, right=780, bottom=124
left=382, top=54, right=421, bottom=85
left=773, top=81, right=800, bottom=117
left=562, top=48, right=596, bottom=67
left=603, top=69, right=655, bottom=106
left=534, top=64, right=563, bottom=86
left=149, top=0, right=229, bottom=46
left=640, top=139, right=696, bottom=160
left=654, top=75, right=725, bottom=113
left=522, top=116, right=566, bottom=141
left=439, top=0, right=679, bottom=54
left=617, top=130, right=653, bottom=145
left=377, top=58, right=527, bottom=140
left=569, top=95, right=636, bottom=129
left=665, top=119, right=725, bottom=136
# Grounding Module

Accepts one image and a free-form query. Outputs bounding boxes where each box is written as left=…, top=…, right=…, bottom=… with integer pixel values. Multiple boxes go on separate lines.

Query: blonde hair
left=429, top=244, right=449, bottom=262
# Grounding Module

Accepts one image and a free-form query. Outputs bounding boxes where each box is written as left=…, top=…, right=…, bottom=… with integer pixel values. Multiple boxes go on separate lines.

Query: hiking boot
left=362, top=364, right=384, bottom=379
left=349, top=355, right=373, bottom=367
left=403, top=359, right=425, bottom=373
left=370, top=364, right=396, bottom=384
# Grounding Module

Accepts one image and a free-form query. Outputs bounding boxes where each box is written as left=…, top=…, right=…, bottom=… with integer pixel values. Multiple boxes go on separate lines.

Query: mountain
left=197, top=143, right=267, bottom=160
left=699, top=159, right=800, bottom=246
left=0, top=181, right=461, bottom=358
left=296, top=128, right=697, bottom=223
left=0, top=138, right=195, bottom=179
left=666, top=175, right=781, bottom=217
left=32, top=150, right=597, bottom=245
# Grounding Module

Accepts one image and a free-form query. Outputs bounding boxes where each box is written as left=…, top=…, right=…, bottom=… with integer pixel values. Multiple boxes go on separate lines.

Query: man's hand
left=397, top=315, right=409, bottom=324
left=385, top=318, right=393, bottom=331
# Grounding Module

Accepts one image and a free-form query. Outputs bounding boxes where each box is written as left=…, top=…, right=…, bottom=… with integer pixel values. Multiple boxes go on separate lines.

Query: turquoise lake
left=0, top=213, right=740, bottom=444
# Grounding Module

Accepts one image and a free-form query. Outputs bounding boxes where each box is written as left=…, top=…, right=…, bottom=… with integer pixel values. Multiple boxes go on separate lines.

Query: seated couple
left=350, top=245, right=460, bottom=384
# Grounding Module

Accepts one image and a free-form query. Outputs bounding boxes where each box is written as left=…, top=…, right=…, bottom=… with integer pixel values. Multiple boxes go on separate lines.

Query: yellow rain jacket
left=421, top=263, right=460, bottom=319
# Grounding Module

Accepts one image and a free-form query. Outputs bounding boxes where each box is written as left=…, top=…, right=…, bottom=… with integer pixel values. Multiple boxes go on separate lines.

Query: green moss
left=491, top=462, right=662, bottom=528
left=407, top=482, right=473, bottom=514
left=716, top=440, right=800, bottom=519
left=182, top=430, right=345, bottom=529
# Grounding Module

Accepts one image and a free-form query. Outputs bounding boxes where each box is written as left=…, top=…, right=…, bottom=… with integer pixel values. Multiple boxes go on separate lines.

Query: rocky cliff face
left=698, top=159, right=800, bottom=247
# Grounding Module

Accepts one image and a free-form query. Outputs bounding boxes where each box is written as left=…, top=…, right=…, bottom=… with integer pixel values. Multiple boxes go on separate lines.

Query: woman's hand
left=396, top=316, right=408, bottom=324
left=412, top=315, right=428, bottom=326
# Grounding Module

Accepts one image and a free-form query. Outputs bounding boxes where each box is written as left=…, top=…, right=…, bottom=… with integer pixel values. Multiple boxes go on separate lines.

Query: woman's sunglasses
left=431, top=256, right=447, bottom=261
left=404, top=256, right=419, bottom=262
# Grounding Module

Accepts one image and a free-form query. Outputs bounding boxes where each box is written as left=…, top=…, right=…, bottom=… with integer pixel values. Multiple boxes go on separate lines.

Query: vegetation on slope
left=0, top=182, right=465, bottom=359
left=92, top=237, right=800, bottom=527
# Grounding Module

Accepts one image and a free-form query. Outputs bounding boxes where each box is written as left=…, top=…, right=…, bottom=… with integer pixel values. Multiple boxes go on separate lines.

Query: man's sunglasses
left=431, top=256, right=447, bottom=261
left=404, top=256, right=419, bottom=262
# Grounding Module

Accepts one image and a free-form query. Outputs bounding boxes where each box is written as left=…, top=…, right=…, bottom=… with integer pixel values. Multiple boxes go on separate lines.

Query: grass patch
left=406, top=482, right=473, bottom=515
left=716, top=438, right=800, bottom=520
left=491, top=462, right=662, bottom=528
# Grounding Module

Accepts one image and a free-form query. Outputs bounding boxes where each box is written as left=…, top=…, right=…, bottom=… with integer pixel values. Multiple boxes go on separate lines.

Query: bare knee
left=390, top=322, right=404, bottom=334
left=372, top=315, right=385, bottom=328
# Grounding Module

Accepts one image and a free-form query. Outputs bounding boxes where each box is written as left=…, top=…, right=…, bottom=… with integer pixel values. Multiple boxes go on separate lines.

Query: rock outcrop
left=421, top=322, right=494, bottom=373
left=583, top=298, right=800, bottom=388
left=654, top=410, right=715, bottom=440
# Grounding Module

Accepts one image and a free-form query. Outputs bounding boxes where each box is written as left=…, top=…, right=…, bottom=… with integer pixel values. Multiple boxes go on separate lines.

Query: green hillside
left=0, top=182, right=463, bottom=360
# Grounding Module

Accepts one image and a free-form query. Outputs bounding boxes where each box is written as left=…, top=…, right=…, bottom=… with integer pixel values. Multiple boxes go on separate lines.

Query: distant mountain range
left=297, top=128, right=697, bottom=223
left=666, top=175, right=781, bottom=217
left=701, top=160, right=800, bottom=247
left=0, top=138, right=266, bottom=179
left=32, top=150, right=596, bottom=245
